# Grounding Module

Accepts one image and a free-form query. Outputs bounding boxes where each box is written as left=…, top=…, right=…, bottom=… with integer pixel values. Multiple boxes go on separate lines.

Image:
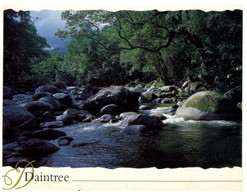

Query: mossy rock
left=185, top=91, right=226, bottom=112
left=176, top=91, right=241, bottom=120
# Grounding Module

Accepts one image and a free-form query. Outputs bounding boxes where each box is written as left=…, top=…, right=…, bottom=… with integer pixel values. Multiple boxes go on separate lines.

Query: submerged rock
left=176, top=91, right=241, bottom=120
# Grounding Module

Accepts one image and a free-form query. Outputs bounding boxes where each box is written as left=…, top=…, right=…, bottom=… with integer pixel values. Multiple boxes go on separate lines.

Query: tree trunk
left=153, top=53, right=171, bottom=85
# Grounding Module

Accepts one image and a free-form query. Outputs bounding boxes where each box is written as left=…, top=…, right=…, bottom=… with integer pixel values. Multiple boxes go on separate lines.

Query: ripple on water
left=162, top=114, right=240, bottom=127
left=34, top=105, right=241, bottom=168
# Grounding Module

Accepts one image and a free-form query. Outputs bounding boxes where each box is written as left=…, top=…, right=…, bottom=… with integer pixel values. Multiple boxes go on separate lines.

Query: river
left=36, top=104, right=242, bottom=168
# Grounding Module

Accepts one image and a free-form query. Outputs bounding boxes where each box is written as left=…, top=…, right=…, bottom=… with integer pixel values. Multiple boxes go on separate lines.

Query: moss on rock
left=186, top=91, right=226, bottom=112
left=176, top=91, right=241, bottom=120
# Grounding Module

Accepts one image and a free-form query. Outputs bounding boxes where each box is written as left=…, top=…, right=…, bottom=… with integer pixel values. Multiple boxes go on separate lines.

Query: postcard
left=1, top=1, right=244, bottom=191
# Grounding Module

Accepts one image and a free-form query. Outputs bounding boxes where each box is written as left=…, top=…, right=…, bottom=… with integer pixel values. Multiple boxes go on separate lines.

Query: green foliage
left=153, top=78, right=165, bottom=88
left=4, top=9, right=242, bottom=94
left=32, top=52, right=76, bottom=85
left=145, top=83, right=152, bottom=89
left=54, top=9, right=242, bottom=92
left=4, top=9, right=49, bottom=88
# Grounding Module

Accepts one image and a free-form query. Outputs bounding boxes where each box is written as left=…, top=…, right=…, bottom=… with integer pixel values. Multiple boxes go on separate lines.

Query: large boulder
left=84, top=85, right=140, bottom=115
left=176, top=91, right=241, bottom=120
left=22, top=101, right=53, bottom=117
left=121, top=114, right=163, bottom=129
left=35, top=85, right=60, bottom=94
left=3, top=105, right=38, bottom=130
left=20, top=138, right=59, bottom=157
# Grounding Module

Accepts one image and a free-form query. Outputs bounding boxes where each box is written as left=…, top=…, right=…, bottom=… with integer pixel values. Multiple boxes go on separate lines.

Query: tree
left=4, top=9, right=49, bottom=88
left=55, top=9, right=242, bottom=92
left=55, top=10, right=180, bottom=84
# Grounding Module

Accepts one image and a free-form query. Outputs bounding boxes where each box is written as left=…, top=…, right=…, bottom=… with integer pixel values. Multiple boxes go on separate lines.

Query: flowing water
left=37, top=104, right=242, bottom=168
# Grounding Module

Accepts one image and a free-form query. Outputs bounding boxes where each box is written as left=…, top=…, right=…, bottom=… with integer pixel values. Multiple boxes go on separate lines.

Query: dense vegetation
left=4, top=9, right=242, bottom=94
left=4, top=9, right=49, bottom=88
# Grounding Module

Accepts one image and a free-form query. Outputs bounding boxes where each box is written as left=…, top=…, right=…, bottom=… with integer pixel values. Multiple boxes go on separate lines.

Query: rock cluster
left=3, top=81, right=241, bottom=166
